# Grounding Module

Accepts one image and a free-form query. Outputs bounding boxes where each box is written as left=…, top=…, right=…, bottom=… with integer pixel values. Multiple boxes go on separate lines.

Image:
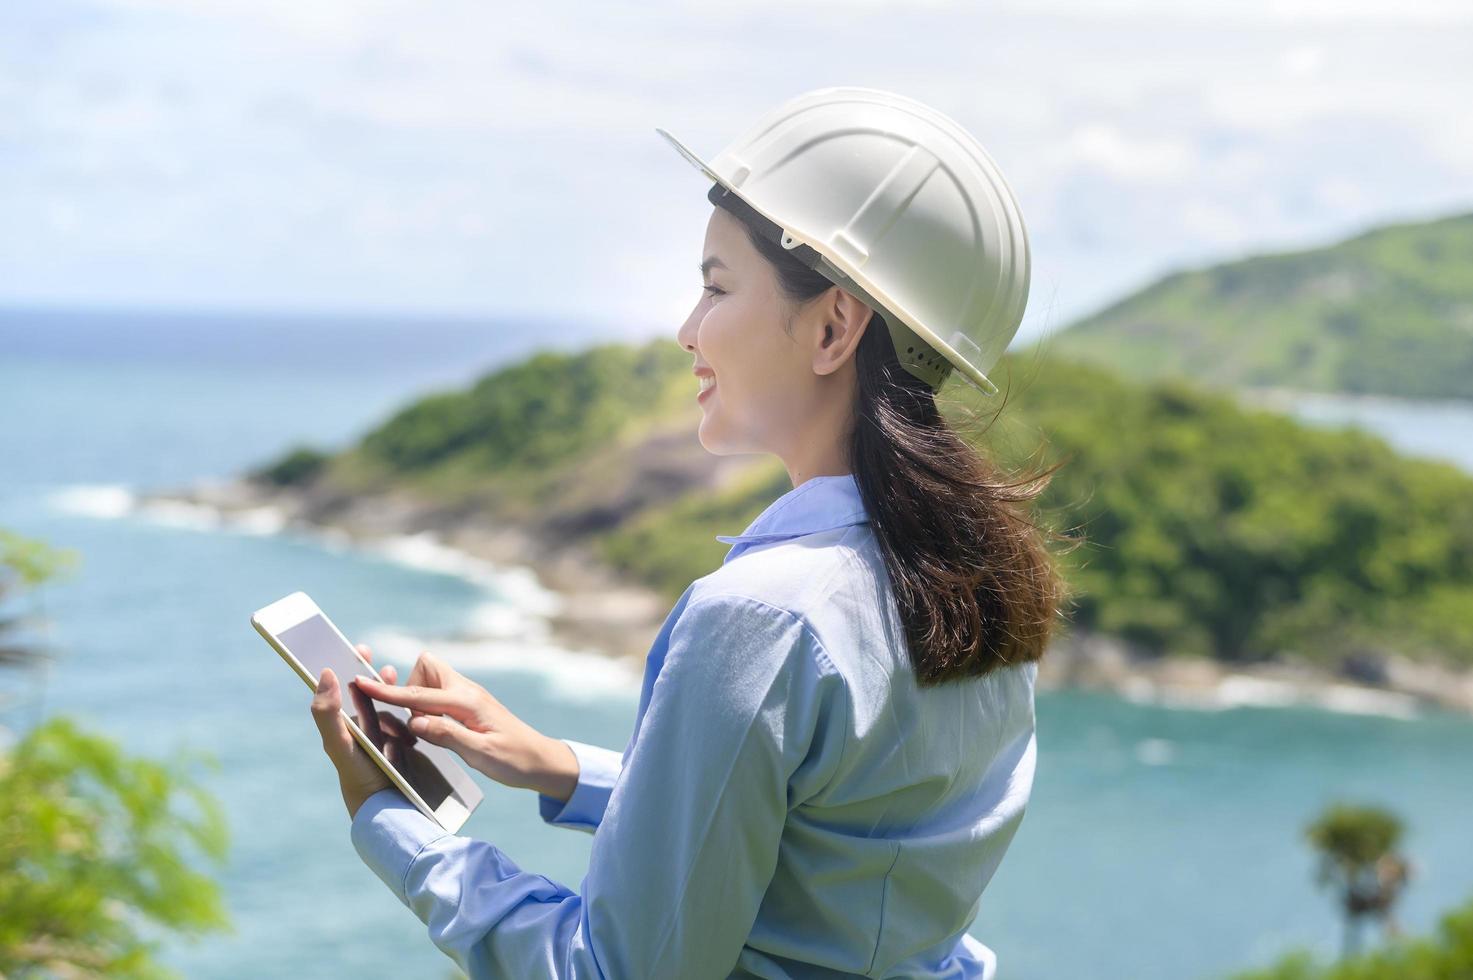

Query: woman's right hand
left=350, top=643, right=579, bottom=801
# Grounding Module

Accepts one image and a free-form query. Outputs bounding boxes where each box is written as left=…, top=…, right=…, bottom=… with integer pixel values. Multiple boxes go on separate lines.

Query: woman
left=312, top=86, right=1070, bottom=979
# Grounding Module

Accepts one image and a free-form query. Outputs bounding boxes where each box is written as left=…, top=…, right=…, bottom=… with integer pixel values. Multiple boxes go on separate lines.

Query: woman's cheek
left=702, top=309, right=739, bottom=377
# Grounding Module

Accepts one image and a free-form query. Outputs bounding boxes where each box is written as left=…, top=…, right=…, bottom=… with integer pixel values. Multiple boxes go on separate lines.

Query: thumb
left=310, top=668, right=349, bottom=750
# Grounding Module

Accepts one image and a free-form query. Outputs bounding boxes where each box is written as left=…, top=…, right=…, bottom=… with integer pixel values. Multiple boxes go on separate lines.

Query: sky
left=3, top=0, right=1471, bottom=347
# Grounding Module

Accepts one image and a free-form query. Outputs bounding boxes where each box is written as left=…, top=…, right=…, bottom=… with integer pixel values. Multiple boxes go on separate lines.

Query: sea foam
left=47, top=483, right=135, bottom=518
left=43, top=482, right=635, bottom=703
left=360, top=626, right=641, bottom=704
left=366, top=531, right=564, bottom=617
left=46, top=483, right=289, bottom=537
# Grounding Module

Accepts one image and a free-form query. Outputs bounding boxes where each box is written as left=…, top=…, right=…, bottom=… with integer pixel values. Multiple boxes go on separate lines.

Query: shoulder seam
left=705, top=528, right=862, bottom=634
left=680, top=592, right=841, bottom=678
left=809, top=639, right=853, bottom=807
left=682, top=592, right=854, bottom=805
left=644, top=591, right=834, bottom=971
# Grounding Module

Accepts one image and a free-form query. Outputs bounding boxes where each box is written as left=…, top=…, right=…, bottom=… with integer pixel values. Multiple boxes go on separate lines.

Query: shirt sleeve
left=536, top=738, right=624, bottom=834
left=349, top=592, right=850, bottom=980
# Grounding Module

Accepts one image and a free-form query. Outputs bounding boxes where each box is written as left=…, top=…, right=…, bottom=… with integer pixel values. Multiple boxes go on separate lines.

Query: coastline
left=133, top=477, right=1473, bottom=719
left=138, top=476, right=672, bottom=672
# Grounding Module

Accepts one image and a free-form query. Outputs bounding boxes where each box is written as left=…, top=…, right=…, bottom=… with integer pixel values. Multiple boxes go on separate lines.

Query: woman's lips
left=697, top=379, right=715, bottom=402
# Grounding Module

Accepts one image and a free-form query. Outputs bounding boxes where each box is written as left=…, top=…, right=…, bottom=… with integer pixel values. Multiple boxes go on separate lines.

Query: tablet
left=251, top=590, right=483, bottom=832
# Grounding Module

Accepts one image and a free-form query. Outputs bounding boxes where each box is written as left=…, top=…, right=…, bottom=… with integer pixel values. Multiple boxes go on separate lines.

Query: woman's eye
left=702, top=284, right=724, bottom=297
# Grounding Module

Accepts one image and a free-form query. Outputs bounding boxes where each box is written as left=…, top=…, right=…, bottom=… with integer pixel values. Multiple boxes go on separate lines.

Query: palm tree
left=1304, top=802, right=1413, bottom=960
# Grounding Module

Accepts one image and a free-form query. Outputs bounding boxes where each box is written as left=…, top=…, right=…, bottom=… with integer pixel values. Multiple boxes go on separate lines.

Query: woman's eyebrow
left=699, top=256, right=727, bottom=276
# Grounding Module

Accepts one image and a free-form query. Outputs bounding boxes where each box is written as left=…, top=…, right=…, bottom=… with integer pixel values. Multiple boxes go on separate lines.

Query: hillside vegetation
left=1044, top=210, right=1473, bottom=400
left=254, top=338, right=1473, bottom=670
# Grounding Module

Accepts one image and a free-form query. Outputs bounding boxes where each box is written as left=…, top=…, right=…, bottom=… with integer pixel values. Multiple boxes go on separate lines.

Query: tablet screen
left=279, top=614, right=464, bottom=811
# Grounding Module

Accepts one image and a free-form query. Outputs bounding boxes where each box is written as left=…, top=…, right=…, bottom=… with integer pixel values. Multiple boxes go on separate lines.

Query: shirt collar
left=715, top=473, right=870, bottom=561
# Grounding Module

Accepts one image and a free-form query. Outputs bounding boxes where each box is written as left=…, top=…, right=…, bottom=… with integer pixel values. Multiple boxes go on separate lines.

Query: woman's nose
left=677, top=299, right=702, bottom=350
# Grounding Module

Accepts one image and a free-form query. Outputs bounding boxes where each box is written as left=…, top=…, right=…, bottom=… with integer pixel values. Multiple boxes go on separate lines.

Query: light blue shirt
left=351, top=472, right=1038, bottom=979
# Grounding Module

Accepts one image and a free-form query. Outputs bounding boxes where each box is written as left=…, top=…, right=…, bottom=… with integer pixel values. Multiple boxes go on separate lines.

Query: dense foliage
left=601, top=353, right=1473, bottom=667
left=995, top=358, right=1473, bottom=665
left=599, top=461, right=793, bottom=597
left=0, top=717, right=231, bottom=977
left=0, top=528, right=78, bottom=668
left=1046, top=211, right=1473, bottom=400
left=356, top=340, right=693, bottom=475
left=1, top=527, right=231, bottom=977
left=249, top=444, right=329, bottom=487
left=1225, top=892, right=1473, bottom=979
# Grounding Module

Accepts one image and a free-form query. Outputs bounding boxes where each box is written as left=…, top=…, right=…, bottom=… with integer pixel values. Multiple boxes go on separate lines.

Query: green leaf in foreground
left=0, top=716, right=232, bottom=978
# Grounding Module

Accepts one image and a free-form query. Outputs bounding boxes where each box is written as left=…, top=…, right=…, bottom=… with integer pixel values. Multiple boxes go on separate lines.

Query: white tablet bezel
left=251, top=590, right=482, bottom=833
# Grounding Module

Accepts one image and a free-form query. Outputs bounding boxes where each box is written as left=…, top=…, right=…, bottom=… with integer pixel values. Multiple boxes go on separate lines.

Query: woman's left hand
left=310, top=645, right=402, bottom=820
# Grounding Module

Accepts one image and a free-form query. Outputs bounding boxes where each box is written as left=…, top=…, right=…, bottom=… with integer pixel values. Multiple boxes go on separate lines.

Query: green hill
left=1043, top=210, right=1473, bottom=400
left=253, top=338, right=1473, bottom=671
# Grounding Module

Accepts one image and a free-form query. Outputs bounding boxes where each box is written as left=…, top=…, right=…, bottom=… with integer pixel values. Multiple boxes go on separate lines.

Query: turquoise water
left=3, top=310, right=1471, bottom=979
left=1247, top=388, right=1473, bottom=474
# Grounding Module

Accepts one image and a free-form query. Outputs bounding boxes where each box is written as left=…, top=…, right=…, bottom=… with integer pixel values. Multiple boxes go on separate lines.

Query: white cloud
left=1067, top=124, right=1199, bottom=181
left=1315, top=177, right=1365, bottom=211
left=1178, top=199, right=1254, bottom=245
left=1279, top=43, right=1325, bottom=78
left=990, top=0, right=1473, bottom=23
left=1, top=0, right=1470, bottom=335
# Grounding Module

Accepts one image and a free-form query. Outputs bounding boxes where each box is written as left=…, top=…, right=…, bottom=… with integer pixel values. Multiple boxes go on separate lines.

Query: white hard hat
left=657, top=86, right=1030, bottom=396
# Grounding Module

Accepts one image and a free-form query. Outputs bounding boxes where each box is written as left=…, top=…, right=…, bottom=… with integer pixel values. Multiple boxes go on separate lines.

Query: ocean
left=2, top=307, right=1471, bottom=980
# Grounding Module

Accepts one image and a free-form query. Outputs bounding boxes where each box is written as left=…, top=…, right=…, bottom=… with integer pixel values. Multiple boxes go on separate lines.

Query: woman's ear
left=812, top=286, right=872, bottom=378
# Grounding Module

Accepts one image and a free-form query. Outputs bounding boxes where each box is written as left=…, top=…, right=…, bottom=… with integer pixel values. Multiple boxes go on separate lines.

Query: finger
left=409, top=650, right=504, bottom=720
left=402, top=650, right=477, bottom=721
left=404, top=649, right=461, bottom=693
left=406, top=714, right=477, bottom=755
left=349, top=677, right=386, bottom=749
left=377, top=710, right=416, bottom=748
left=353, top=640, right=395, bottom=686
left=310, top=669, right=351, bottom=757
left=349, top=674, right=475, bottom=720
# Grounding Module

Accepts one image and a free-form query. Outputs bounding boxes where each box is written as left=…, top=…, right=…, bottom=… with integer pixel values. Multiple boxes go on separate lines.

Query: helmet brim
left=655, top=127, right=726, bottom=188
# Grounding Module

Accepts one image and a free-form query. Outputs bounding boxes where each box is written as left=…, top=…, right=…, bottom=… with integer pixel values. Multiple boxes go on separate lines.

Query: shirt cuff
left=350, top=786, right=452, bottom=906
left=957, top=931, right=999, bottom=980
left=536, top=738, right=622, bottom=833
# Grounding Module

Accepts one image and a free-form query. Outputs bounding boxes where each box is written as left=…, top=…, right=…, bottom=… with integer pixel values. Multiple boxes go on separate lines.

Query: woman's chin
left=696, top=417, right=733, bottom=455
left=696, top=421, right=718, bottom=453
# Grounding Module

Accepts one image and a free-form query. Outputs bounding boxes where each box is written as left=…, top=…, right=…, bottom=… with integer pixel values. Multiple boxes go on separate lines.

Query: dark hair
left=712, top=195, right=1075, bottom=686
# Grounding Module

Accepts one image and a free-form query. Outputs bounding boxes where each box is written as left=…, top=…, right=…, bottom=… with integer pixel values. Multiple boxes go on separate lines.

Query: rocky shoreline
left=140, top=477, right=1473, bottom=719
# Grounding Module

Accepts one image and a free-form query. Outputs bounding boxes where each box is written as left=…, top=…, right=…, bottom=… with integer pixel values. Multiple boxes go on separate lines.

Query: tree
left=0, top=527, right=78, bottom=671
left=1305, top=802, right=1413, bottom=960
left=0, top=716, right=232, bottom=977
left=0, top=527, right=232, bottom=977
